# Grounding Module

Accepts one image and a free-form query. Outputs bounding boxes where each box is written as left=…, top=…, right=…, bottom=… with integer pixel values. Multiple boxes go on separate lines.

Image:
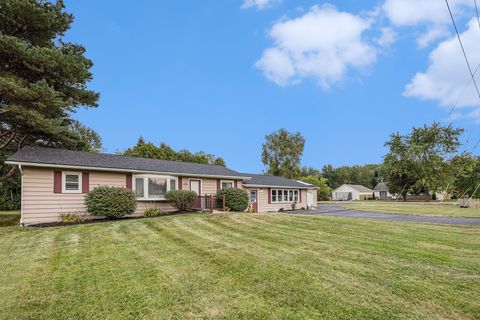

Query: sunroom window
left=271, top=189, right=301, bottom=203
left=133, top=175, right=177, bottom=200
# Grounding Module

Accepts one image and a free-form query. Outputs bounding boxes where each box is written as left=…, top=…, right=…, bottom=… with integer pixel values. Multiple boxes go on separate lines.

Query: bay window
left=271, top=189, right=301, bottom=203
left=133, top=174, right=177, bottom=200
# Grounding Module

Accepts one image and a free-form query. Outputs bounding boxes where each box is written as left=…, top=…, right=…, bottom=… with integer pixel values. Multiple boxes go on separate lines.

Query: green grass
left=0, top=213, right=479, bottom=319
left=0, top=210, right=20, bottom=227
left=339, top=203, right=480, bottom=218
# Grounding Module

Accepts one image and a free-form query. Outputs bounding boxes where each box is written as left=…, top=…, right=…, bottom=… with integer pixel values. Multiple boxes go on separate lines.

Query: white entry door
left=190, top=180, right=201, bottom=196
left=307, top=192, right=314, bottom=208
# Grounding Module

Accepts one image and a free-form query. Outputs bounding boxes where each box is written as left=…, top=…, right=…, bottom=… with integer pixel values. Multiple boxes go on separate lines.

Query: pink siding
left=21, top=167, right=178, bottom=225
left=244, top=187, right=309, bottom=213
left=180, top=177, right=218, bottom=196
left=20, top=166, right=316, bottom=224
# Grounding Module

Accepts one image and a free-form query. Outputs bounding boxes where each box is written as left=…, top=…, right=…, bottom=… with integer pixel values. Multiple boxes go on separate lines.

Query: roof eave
left=6, top=160, right=250, bottom=180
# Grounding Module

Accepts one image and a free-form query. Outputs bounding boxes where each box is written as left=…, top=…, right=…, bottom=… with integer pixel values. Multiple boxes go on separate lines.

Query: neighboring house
left=373, top=182, right=393, bottom=199
left=6, top=147, right=318, bottom=226
left=331, top=184, right=373, bottom=201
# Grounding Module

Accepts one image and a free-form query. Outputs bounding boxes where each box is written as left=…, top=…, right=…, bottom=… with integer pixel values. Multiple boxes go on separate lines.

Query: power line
left=471, top=136, right=480, bottom=153
left=448, top=62, right=480, bottom=116
left=445, top=0, right=480, bottom=102
left=475, top=0, right=480, bottom=29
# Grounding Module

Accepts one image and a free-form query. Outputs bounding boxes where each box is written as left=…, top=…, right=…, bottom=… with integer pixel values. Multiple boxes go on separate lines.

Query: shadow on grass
left=31, top=210, right=210, bottom=228
left=0, top=212, right=20, bottom=227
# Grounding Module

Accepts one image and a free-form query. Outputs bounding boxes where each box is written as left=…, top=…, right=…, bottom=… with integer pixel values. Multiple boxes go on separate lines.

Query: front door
left=190, top=180, right=201, bottom=208
left=307, top=191, right=314, bottom=208
left=250, top=190, right=258, bottom=212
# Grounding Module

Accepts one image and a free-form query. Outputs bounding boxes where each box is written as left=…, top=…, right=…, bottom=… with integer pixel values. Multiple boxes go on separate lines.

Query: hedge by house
left=85, top=186, right=136, bottom=218
left=165, top=190, right=197, bottom=211
left=216, top=188, right=249, bottom=212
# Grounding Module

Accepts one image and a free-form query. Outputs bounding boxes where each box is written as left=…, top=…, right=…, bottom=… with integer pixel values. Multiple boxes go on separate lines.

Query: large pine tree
left=0, top=0, right=100, bottom=180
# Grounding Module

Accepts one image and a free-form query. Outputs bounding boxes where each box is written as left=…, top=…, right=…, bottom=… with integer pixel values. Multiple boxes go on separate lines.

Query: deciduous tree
left=123, top=137, right=226, bottom=166
left=383, top=123, right=463, bottom=201
left=261, top=129, right=305, bottom=179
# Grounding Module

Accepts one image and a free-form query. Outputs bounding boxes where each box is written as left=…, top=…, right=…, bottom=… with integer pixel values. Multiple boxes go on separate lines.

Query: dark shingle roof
left=374, top=182, right=388, bottom=191
left=7, top=146, right=247, bottom=178
left=242, top=174, right=316, bottom=189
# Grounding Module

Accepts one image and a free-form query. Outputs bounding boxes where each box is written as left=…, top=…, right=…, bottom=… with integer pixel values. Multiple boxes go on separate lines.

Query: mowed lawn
left=0, top=213, right=479, bottom=319
left=340, top=202, right=480, bottom=218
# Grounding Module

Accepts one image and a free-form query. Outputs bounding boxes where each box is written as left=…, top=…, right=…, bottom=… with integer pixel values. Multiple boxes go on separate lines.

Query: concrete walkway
left=288, top=205, right=480, bottom=225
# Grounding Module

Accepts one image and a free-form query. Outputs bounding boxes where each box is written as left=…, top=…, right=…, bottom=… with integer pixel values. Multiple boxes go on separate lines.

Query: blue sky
left=64, top=0, right=480, bottom=173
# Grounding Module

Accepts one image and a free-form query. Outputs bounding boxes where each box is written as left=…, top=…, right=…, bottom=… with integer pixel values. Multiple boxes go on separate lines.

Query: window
left=148, top=177, right=167, bottom=198
left=170, top=179, right=176, bottom=191
left=250, top=190, right=257, bottom=203
left=133, top=174, right=177, bottom=200
left=221, top=180, right=234, bottom=189
left=135, top=178, right=144, bottom=198
left=62, top=172, right=82, bottom=193
left=271, top=189, right=301, bottom=203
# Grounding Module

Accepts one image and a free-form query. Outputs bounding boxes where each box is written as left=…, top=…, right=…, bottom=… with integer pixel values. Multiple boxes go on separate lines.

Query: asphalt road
left=288, top=205, right=480, bottom=225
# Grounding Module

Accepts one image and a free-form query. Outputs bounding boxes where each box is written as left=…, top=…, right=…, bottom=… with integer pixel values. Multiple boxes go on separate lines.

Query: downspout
left=18, top=165, right=24, bottom=226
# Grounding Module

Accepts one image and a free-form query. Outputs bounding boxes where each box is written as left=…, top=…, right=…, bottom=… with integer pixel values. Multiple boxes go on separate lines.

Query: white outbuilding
left=373, top=181, right=394, bottom=199
left=332, top=184, right=373, bottom=201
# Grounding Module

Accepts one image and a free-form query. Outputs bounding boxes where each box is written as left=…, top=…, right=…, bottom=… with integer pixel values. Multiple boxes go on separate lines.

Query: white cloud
left=242, top=0, right=280, bottom=10
left=383, top=0, right=472, bottom=26
left=383, top=0, right=449, bottom=26
left=404, top=19, right=480, bottom=112
left=382, top=0, right=474, bottom=49
left=376, top=27, right=397, bottom=48
left=416, top=26, right=449, bottom=48
left=255, top=5, right=377, bottom=88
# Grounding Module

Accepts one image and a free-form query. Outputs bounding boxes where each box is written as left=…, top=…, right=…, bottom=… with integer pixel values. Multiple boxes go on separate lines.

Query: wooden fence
left=191, top=195, right=226, bottom=212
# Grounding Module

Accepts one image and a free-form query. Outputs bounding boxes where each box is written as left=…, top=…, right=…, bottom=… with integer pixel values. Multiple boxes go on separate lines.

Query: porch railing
left=191, top=195, right=226, bottom=212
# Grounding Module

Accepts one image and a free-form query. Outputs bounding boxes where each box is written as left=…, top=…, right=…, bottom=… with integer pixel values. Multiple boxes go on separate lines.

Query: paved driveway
left=288, top=205, right=480, bottom=225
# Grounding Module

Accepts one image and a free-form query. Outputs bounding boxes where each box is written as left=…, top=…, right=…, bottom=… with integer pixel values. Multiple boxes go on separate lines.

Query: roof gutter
left=5, top=160, right=251, bottom=180
left=243, top=184, right=318, bottom=189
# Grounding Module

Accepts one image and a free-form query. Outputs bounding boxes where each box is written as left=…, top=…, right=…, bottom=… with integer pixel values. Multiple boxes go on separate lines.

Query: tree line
left=261, top=123, right=480, bottom=201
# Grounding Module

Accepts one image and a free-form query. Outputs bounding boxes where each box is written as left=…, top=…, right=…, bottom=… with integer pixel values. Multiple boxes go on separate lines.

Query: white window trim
left=220, top=180, right=235, bottom=189
left=271, top=189, right=300, bottom=203
left=62, top=171, right=82, bottom=194
left=133, top=174, right=178, bottom=201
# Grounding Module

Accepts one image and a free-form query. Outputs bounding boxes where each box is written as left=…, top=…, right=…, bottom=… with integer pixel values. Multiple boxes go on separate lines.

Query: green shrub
left=165, top=190, right=197, bottom=211
left=59, top=212, right=85, bottom=223
left=85, top=186, right=136, bottom=218
left=216, top=188, right=249, bottom=212
left=144, top=207, right=165, bottom=217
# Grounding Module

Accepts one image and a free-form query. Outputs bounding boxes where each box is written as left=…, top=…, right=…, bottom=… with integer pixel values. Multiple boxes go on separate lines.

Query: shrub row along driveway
left=290, top=205, right=480, bottom=225
left=0, top=213, right=479, bottom=319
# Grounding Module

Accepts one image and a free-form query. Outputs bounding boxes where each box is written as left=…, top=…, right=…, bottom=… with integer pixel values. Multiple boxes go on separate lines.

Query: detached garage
left=332, top=184, right=373, bottom=201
